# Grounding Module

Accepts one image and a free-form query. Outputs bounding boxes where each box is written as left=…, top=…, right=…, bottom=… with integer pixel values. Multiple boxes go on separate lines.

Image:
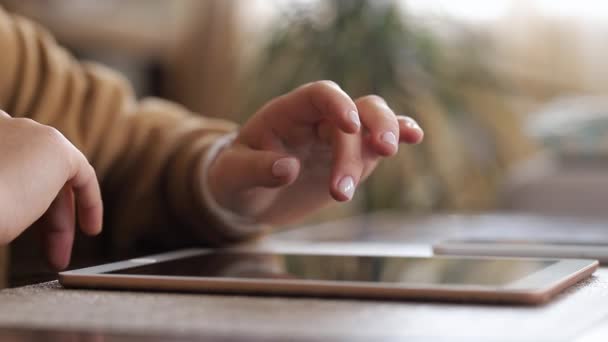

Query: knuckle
left=38, top=126, right=79, bottom=168
left=72, top=154, right=95, bottom=185
left=267, top=94, right=288, bottom=109
left=11, top=117, right=37, bottom=128
left=311, top=80, right=341, bottom=92
left=340, top=154, right=363, bottom=171
left=41, top=126, right=69, bottom=148
left=358, top=94, right=387, bottom=106
left=82, top=163, right=99, bottom=192
left=43, top=125, right=64, bottom=139
left=385, top=111, right=399, bottom=125
left=12, top=119, right=70, bottom=148
left=85, top=162, right=97, bottom=179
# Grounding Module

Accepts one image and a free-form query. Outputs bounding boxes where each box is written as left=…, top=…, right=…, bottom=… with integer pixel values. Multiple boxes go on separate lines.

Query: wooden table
left=1, top=212, right=608, bottom=341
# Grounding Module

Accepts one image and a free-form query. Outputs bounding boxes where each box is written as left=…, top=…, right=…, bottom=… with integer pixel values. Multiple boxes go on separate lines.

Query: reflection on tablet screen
left=108, top=252, right=555, bottom=286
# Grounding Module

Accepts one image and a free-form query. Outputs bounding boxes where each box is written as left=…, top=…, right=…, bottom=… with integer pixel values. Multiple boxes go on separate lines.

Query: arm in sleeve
left=0, top=8, right=266, bottom=255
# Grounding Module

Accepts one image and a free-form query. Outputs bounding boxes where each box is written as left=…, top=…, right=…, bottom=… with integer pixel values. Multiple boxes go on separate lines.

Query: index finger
left=68, top=150, right=103, bottom=236
left=263, top=80, right=361, bottom=135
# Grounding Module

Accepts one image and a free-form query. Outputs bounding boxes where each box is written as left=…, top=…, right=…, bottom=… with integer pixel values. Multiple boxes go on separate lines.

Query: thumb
left=208, top=146, right=300, bottom=204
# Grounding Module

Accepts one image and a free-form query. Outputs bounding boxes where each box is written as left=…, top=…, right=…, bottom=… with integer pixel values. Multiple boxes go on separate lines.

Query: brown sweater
left=0, top=8, right=259, bottom=286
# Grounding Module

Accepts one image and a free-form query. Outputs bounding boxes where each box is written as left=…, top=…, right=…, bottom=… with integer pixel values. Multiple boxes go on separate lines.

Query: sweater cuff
left=166, top=129, right=268, bottom=246
left=199, top=131, right=265, bottom=236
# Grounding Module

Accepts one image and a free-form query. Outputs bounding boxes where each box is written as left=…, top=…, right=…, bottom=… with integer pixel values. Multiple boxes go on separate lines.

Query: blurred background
left=4, top=0, right=608, bottom=225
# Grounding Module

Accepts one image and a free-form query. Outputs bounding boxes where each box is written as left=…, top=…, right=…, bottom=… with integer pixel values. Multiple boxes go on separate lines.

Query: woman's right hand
left=0, top=110, right=103, bottom=270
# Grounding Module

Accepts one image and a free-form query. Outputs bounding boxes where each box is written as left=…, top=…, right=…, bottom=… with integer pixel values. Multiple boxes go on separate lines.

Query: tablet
left=59, top=249, right=598, bottom=305
left=433, top=239, right=608, bottom=264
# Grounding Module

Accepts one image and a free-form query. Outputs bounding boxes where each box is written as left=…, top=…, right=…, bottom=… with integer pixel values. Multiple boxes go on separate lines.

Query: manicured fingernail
left=400, top=117, right=421, bottom=130
left=381, top=132, right=397, bottom=146
left=338, top=176, right=356, bottom=200
left=272, top=158, right=297, bottom=178
left=348, top=110, right=360, bottom=129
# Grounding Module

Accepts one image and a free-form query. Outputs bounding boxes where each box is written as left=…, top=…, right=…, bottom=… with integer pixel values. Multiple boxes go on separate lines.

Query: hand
left=207, top=81, right=423, bottom=225
left=0, top=111, right=103, bottom=270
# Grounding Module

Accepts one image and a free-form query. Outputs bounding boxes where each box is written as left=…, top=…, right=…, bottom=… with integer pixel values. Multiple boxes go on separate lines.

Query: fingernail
left=338, top=176, right=356, bottom=200
left=381, top=132, right=397, bottom=146
left=348, top=110, right=360, bottom=129
left=272, top=158, right=297, bottom=178
left=400, top=117, right=421, bottom=130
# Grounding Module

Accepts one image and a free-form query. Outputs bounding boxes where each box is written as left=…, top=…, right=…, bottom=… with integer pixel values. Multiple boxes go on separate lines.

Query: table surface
left=2, top=212, right=608, bottom=341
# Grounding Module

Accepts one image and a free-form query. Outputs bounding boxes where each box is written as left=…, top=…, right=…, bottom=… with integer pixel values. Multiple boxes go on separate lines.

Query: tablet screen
left=107, top=252, right=555, bottom=286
